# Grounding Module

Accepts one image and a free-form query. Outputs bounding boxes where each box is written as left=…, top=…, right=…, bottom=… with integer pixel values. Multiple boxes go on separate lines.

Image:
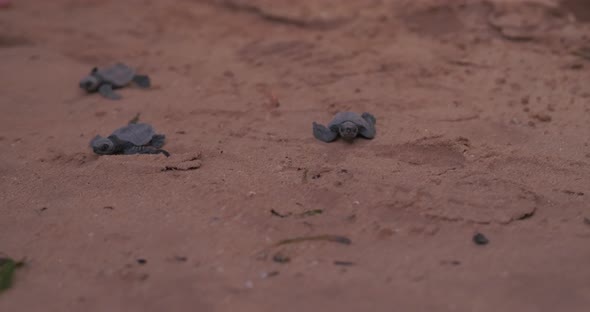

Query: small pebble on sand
left=473, top=233, right=489, bottom=245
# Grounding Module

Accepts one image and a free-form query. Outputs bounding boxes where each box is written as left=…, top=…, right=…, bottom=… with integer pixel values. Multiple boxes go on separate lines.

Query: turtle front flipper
left=128, top=113, right=141, bottom=125
left=98, top=84, right=122, bottom=100
left=150, top=134, right=166, bottom=148
left=89, top=135, right=103, bottom=147
left=155, top=149, right=171, bottom=157
left=313, top=122, right=338, bottom=143
left=139, top=147, right=170, bottom=157
left=125, top=145, right=170, bottom=157
left=132, top=75, right=151, bottom=88
left=359, top=112, right=376, bottom=139
left=124, top=146, right=170, bottom=157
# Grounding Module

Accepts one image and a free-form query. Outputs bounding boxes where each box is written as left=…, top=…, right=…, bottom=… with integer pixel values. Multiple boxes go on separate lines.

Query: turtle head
left=79, top=75, right=100, bottom=92
left=338, top=121, right=359, bottom=141
left=90, top=135, right=115, bottom=155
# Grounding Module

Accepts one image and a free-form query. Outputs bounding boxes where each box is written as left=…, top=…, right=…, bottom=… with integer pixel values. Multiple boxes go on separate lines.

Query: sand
left=1, top=0, right=589, bottom=311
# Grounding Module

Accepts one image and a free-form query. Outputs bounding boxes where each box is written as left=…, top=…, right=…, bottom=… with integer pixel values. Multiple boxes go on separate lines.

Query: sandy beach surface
left=1, top=0, right=589, bottom=311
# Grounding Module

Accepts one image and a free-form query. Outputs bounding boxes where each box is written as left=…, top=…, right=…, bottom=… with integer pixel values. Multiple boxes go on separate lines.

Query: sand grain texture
left=1, top=0, right=590, bottom=311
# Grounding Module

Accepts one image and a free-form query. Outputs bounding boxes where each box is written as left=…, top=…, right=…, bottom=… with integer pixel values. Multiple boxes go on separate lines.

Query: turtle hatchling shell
left=328, top=112, right=369, bottom=128
left=97, top=63, right=136, bottom=87
left=111, top=123, right=156, bottom=146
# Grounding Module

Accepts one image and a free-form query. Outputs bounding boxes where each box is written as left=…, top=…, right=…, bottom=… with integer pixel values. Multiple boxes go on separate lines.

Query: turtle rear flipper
left=98, top=84, right=122, bottom=100
left=359, top=112, right=376, bottom=139
left=132, top=75, right=151, bottom=88
left=313, top=122, right=338, bottom=143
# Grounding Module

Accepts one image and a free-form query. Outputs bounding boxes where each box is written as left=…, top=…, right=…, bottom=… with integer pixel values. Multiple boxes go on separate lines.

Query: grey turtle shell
left=327, top=112, right=370, bottom=129
left=96, top=63, right=136, bottom=87
left=111, top=123, right=156, bottom=145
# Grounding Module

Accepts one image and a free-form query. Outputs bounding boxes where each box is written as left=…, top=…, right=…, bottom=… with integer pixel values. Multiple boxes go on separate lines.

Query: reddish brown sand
left=1, top=0, right=590, bottom=311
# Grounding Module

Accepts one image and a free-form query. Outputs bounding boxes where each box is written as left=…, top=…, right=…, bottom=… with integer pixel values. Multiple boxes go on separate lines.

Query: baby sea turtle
left=312, top=112, right=376, bottom=142
left=79, top=63, right=151, bottom=100
left=90, top=122, right=170, bottom=157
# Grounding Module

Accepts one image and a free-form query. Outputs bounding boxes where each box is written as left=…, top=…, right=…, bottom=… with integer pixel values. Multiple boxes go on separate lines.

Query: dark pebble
left=440, top=260, right=461, bottom=266
left=137, top=258, right=147, bottom=265
left=473, top=233, right=489, bottom=245
left=267, top=271, right=280, bottom=277
left=272, top=252, right=290, bottom=263
left=333, top=260, right=355, bottom=266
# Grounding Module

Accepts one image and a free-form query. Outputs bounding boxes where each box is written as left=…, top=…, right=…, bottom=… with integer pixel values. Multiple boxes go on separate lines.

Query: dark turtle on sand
left=313, top=112, right=376, bottom=142
left=79, top=63, right=150, bottom=100
left=90, top=122, right=169, bottom=157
